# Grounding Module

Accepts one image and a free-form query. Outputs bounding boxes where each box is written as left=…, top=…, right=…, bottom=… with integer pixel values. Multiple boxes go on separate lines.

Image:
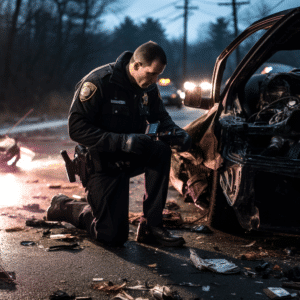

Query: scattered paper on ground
left=190, top=249, right=240, bottom=274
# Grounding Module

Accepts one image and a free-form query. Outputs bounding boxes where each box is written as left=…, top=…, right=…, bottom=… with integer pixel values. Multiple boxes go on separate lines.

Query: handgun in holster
left=60, top=145, right=92, bottom=188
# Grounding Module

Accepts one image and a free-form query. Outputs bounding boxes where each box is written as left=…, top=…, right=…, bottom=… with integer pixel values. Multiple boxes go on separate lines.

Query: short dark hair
left=130, top=41, right=167, bottom=66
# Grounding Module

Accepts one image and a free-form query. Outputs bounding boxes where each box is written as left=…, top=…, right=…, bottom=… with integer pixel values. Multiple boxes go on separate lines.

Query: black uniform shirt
left=68, top=51, right=179, bottom=159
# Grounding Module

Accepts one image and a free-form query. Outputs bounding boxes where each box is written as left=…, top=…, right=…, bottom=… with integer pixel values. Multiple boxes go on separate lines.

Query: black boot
left=47, top=194, right=88, bottom=227
left=136, top=221, right=185, bottom=247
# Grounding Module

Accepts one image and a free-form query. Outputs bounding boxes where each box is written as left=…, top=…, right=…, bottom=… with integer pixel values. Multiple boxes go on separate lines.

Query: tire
left=208, top=184, right=244, bottom=234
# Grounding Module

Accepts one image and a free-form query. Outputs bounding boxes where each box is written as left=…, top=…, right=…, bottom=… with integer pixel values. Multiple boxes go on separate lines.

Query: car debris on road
left=190, top=248, right=240, bottom=274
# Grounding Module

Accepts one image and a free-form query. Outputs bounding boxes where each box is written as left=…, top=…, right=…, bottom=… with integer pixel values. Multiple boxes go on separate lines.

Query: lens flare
left=16, top=147, right=35, bottom=170
left=184, top=81, right=196, bottom=91
left=0, top=174, right=23, bottom=207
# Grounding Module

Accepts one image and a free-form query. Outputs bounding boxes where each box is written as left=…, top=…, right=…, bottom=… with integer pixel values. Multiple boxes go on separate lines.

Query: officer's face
left=130, top=59, right=165, bottom=89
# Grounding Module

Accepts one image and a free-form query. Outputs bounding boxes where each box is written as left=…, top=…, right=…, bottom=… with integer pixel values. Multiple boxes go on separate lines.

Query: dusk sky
left=103, top=0, right=300, bottom=43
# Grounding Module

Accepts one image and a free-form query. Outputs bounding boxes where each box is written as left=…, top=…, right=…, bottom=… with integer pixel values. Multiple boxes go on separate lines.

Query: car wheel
left=208, top=184, right=244, bottom=233
left=177, top=102, right=183, bottom=109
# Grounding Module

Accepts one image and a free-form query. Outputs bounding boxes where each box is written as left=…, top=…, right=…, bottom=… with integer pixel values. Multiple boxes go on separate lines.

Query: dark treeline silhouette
left=0, top=0, right=299, bottom=116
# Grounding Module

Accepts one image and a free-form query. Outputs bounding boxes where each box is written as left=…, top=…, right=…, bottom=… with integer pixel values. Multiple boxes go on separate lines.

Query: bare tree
left=0, top=0, right=130, bottom=112
left=240, top=0, right=273, bottom=26
left=0, top=0, right=23, bottom=107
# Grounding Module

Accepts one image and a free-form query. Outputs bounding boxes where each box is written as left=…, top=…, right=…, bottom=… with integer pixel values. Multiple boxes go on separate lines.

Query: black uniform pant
left=78, top=140, right=172, bottom=245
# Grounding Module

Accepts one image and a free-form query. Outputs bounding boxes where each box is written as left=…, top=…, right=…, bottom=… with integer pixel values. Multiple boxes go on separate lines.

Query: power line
left=161, top=13, right=184, bottom=24
left=193, top=0, right=223, bottom=4
left=176, top=0, right=199, bottom=82
left=197, top=6, right=227, bottom=17
left=269, top=0, right=286, bottom=12
left=218, top=0, right=250, bottom=65
left=138, top=0, right=181, bottom=19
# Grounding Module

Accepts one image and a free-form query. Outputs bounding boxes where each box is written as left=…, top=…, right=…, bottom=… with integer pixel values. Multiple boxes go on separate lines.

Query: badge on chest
left=142, top=93, right=148, bottom=106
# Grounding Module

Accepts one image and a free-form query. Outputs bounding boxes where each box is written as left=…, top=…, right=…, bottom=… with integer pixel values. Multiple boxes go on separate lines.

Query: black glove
left=171, top=128, right=192, bottom=152
left=121, top=134, right=151, bottom=155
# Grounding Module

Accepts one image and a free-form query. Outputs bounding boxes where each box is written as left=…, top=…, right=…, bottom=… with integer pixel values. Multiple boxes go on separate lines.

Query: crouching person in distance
left=47, top=41, right=191, bottom=247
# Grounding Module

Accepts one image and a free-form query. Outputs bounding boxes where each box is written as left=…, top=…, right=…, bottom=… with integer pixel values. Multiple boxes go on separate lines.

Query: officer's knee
left=94, top=222, right=129, bottom=246
left=153, top=140, right=172, bottom=158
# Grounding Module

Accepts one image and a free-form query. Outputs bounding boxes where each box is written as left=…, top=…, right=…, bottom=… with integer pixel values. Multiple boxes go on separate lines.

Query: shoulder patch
left=79, top=82, right=97, bottom=102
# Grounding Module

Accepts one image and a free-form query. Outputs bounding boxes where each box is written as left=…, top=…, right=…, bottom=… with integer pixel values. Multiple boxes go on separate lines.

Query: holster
left=61, top=145, right=93, bottom=188
left=74, top=144, right=93, bottom=187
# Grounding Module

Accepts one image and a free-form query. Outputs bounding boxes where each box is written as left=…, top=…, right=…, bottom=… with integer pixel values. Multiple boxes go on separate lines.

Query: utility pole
left=218, top=0, right=250, bottom=66
left=176, top=0, right=198, bottom=84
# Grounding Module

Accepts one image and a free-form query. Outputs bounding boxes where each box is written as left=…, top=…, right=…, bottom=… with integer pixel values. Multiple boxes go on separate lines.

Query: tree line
left=0, top=0, right=299, bottom=116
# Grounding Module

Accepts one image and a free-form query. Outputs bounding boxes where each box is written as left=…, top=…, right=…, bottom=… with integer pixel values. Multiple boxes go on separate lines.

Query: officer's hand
left=171, top=128, right=192, bottom=152
left=121, top=134, right=151, bottom=155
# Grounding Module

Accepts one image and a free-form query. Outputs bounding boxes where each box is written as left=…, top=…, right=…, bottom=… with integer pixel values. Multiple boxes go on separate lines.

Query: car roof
left=250, top=8, right=295, bottom=28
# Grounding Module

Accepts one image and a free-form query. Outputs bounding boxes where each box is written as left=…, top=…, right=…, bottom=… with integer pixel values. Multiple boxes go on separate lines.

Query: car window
left=222, top=30, right=267, bottom=85
left=263, top=50, right=300, bottom=71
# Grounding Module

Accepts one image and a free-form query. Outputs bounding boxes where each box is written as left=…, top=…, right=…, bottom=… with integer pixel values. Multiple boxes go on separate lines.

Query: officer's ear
left=134, top=61, right=142, bottom=71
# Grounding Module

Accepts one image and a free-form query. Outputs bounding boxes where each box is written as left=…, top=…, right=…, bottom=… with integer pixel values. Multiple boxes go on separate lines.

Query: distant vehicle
left=184, top=80, right=212, bottom=98
left=158, top=78, right=183, bottom=108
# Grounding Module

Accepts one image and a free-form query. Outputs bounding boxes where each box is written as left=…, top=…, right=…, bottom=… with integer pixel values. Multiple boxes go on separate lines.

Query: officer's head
left=128, top=41, right=167, bottom=89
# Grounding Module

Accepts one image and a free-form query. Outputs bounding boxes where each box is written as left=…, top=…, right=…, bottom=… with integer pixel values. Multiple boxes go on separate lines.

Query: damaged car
left=170, top=7, right=300, bottom=233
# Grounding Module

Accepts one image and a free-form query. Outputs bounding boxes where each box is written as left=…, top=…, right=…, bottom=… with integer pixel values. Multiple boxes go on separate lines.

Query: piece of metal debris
left=92, top=281, right=127, bottom=293
left=32, top=195, right=48, bottom=199
left=241, top=241, right=256, bottom=247
left=128, top=212, right=143, bottom=225
left=26, top=179, right=39, bottom=183
left=244, top=271, right=257, bottom=278
left=92, top=278, right=104, bottom=282
left=150, top=285, right=181, bottom=300
left=49, top=289, right=75, bottom=299
left=240, top=252, right=261, bottom=261
left=202, top=286, right=210, bottom=292
left=283, top=247, right=297, bottom=256
left=5, top=226, right=24, bottom=232
left=20, top=241, right=36, bottom=246
left=263, top=287, right=291, bottom=299
left=125, top=284, right=150, bottom=291
left=47, top=242, right=81, bottom=251
left=282, top=281, right=300, bottom=290
left=23, top=204, right=44, bottom=212
left=47, top=183, right=62, bottom=189
left=190, top=225, right=212, bottom=233
left=72, top=195, right=87, bottom=201
left=169, top=282, right=202, bottom=287
left=113, top=291, right=134, bottom=300
left=49, top=234, right=75, bottom=240
left=190, top=249, right=240, bottom=274
left=273, top=265, right=282, bottom=271
left=0, top=269, right=16, bottom=284
left=165, top=200, right=180, bottom=211
left=255, top=262, right=270, bottom=272
left=26, top=218, right=62, bottom=228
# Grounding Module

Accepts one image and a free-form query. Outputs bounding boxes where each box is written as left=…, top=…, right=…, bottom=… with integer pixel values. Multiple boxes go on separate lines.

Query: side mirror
left=184, top=86, right=214, bottom=110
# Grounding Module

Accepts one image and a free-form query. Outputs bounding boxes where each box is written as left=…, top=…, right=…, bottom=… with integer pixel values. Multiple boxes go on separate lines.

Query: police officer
left=47, top=41, right=191, bottom=247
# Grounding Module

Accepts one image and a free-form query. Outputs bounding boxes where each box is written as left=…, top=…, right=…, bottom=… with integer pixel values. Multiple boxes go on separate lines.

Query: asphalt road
left=0, top=106, right=300, bottom=300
